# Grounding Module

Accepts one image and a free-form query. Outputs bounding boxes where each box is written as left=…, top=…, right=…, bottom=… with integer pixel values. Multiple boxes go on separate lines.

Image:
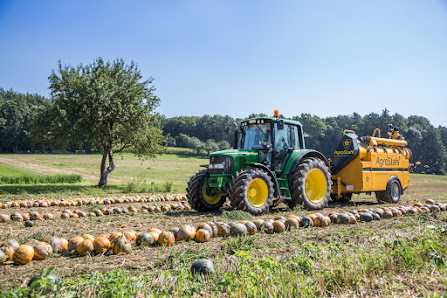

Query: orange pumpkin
left=157, top=232, right=175, bottom=246
left=148, top=228, right=162, bottom=235
left=195, top=229, right=211, bottom=243
left=108, top=232, right=123, bottom=243
left=13, top=244, right=34, bottom=265
left=83, top=234, right=95, bottom=242
left=272, top=220, right=286, bottom=233
left=68, top=236, right=84, bottom=251
left=148, top=232, right=159, bottom=242
left=176, top=225, right=196, bottom=241
left=60, top=238, right=69, bottom=252
left=33, top=242, right=53, bottom=260
left=77, top=240, right=94, bottom=256
left=93, top=237, right=111, bottom=254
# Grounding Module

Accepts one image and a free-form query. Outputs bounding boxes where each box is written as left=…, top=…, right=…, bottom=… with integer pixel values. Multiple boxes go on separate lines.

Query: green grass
left=0, top=174, right=82, bottom=184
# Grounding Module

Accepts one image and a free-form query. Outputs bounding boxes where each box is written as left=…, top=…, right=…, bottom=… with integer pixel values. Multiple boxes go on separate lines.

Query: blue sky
left=1, top=0, right=446, bottom=126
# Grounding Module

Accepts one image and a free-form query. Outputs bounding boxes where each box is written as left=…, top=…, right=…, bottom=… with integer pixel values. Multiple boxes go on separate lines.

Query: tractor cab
left=235, top=111, right=305, bottom=172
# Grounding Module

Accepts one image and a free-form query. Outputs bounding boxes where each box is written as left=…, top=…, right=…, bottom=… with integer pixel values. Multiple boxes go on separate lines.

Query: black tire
left=330, top=193, right=352, bottom=203
left=228, top=168, right=274, bottom=215
left=287, top=157, right=331, bottom=210
left=376, top=176, right=401, bottom=204
left=187, top=170, right=226, bottom=212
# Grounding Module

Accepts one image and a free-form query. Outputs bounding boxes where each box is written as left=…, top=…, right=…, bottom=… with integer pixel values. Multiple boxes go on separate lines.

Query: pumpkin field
left=0, top=154, right=447, bottom=297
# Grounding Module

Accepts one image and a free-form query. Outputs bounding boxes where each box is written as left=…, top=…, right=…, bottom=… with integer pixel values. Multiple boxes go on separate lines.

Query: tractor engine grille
left=209, top=155, right=234, bottom=174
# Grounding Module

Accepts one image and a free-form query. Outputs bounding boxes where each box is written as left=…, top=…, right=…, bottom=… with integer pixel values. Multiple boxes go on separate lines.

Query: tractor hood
left=210, top=149, right=258, bottom=158
left=208, top=149, right=260, bottom=175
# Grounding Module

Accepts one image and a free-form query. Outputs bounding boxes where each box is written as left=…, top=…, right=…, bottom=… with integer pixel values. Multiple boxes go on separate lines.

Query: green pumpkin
left=191, top=259, right=215, bottom=275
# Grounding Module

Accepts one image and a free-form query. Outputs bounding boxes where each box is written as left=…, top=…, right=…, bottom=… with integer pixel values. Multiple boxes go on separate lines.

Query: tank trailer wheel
left=376, top=176, right=402, bottom=204
left=288, top=157, right=332, bottom=210
left=228, top=168, right=274, bottom=215
left=187, top=170, right=226, bottom=212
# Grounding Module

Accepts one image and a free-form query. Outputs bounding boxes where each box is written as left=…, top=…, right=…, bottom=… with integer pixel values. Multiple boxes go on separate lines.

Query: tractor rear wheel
left=376, top=176, right=401, bottom=204
left=228, top=168, right=274, bottom=215
left=187, top=170, right=226, bottom=212
left=288, top=158, right=331, bottom=210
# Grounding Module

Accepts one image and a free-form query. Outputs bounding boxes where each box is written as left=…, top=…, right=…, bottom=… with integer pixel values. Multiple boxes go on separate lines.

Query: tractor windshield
left=238, top=123, right=272, bottom=150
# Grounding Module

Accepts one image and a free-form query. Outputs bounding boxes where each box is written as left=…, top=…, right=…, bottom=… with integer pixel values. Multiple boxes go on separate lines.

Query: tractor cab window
left=274, top=124, right=300, bottom=170
left=238, top=123, right=272, bottom=150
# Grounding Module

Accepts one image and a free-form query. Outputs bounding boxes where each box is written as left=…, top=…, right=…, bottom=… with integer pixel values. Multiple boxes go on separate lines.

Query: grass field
left=0, top=152, right=205, bottom=199
left=0, top=153, right=446, bottom=297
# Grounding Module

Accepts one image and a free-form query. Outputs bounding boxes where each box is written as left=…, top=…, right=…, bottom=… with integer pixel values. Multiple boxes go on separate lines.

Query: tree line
left=2, top=57, right=445, bottom=188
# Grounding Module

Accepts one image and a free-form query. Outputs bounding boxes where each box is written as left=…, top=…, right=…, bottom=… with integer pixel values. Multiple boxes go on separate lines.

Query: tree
left=33, top=58, right=164, bottom=187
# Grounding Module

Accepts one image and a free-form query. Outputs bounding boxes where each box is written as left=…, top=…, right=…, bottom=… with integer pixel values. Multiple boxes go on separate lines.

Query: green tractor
left=186, top=111, right=332, bottom=215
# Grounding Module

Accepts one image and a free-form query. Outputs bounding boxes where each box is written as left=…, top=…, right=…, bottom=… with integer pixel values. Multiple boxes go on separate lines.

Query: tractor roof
left=241, top=117, right=302, bottom=127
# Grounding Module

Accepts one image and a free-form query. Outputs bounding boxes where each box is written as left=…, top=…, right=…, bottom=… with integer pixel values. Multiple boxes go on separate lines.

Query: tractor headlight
left=209, top=155, right=234, bottom=174
left=209, top=163, right=225, bottom=170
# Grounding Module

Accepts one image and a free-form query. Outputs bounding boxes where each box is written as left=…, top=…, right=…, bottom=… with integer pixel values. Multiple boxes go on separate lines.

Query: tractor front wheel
left=187, top=170, right=226, bottom=212
left=228, top=168, right=274, bottom=215
left=288, top=158, right=331, bottom=210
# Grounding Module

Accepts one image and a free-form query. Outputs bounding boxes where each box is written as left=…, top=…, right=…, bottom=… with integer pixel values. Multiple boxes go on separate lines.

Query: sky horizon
left=1, top=1, right=446, bottom=126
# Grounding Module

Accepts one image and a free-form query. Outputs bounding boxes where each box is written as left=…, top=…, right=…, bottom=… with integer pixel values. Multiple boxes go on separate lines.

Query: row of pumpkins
left=1, top=200, right=445, bottom=266
left=0, top=194, right=187, bottom=209
left=0, top=202, right=192, bottom=224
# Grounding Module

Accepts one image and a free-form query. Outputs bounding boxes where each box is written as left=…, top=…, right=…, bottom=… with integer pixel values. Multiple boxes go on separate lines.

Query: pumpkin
left=11, top=213, right=23, bottom=221
left=329, top=214, right=338, bottom=224
left=300, top=216, right=314, bottom=227
left=148, top=232, right=160, bottom=242
left=272, top=220, right=286, bottom=233
left=244, top=221, right=257, bottom=235
left=169, top=227, right=179, bottom=239
left=176, top=225, right=196, bottom=241
left=349, top=215, right=357, bottom=224
left=1, top=246, right=14, bottom=261
left=22, top=213, right=30, bottom=221
left=136, top=232, right=154, bottom=246
left=109, top=232, right=123, bottom=243
left=43, top=213, right=54, bottom=220
left=149, top=227, right=162, bottom=235
left=426, top=199, right=435, bottom=205
left=321, top=216, right=331, bottom=227
left=217, top=224, right=231, bottom=237
left=195, top=229, right=211, bottom=243
left=230, top=223, right=248, bottom=236
left=430, top=205, right=441, bottom=213
left=371, top=212, right=381, bottom=220
left=2, top=239, right=19, bottom=250
left=360, top=212, right=373, bottom=222
left=336, top=213, right=350, bottom=224
left=33, top=242, right=53, bottom=260
left=83, top=234, right=95, bottom=242
left=61, top=213, right=70, bottom=219
left=285, top=218, right=299, bottom=230
left=112, top=236, right=131, bottom=255
left=274, top=216, right=287, bottom=223
left=77, top=239, right=94, bottom=256
left=0, top=214, right=10, bottom=222
left=28, top=272, right=60, bottom=290
left=60, top=238, right=68, bottom=251
left=0, top=250, right=7, bottom=264
left=68, top=236, right=84, bottom=251
left=196, top=223, right=213, bottom=237
left=158, top=232, right=175, bottom=246
left=93, top=237, right=111, bottom=254
left=206, top=222, right=218, bottom=238
left=29, top=211, right=40, bottom=221
left=262, top=222, right=275, bottom=234
left=191, top=259, right=215, bottom=275
left=252, top=219, right=265, bottom=230
left=24, top=220, right=34, bottom=227
left=13, top=244, right=34, bottom=265
left=46, top=237, right=64, bottom=253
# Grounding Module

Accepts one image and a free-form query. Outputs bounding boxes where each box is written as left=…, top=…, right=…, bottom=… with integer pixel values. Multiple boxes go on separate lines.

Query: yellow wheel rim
left=202, top=184, right=222, bottom=205
left=247, top=178, right=268, bottom=207
left=305, top=169, right=326, bottom=203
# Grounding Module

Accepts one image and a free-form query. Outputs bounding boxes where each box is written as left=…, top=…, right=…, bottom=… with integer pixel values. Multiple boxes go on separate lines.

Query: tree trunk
left=98, top=148, right=115, bottom=187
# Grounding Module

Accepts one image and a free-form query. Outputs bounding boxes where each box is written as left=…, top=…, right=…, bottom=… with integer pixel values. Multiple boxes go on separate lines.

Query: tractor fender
left=245, top=163, right=280, bottom=198
left=287, top=150, right=329, bottom=175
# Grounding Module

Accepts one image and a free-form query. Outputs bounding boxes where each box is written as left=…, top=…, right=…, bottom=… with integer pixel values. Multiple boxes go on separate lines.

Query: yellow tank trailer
left=330, top=124, right=412, bottom=203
